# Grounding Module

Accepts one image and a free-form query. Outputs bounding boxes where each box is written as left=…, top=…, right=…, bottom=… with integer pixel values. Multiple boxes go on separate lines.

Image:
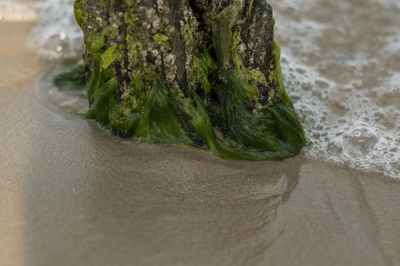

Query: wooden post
left=72, top=0, right=306, bottom=160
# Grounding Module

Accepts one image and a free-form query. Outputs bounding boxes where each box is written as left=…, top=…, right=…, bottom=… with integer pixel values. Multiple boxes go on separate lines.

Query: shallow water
left=1, top=9, right=400, bottom=266
left=0, top=0, right=81, bottom=58
left=2, top=0, right=398, bottom=178
left=270, top=0, right=400, bottom=179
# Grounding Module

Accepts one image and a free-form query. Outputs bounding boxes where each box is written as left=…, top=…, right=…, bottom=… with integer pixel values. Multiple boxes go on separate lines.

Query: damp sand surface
left=1, top=19, right=400, bottom=266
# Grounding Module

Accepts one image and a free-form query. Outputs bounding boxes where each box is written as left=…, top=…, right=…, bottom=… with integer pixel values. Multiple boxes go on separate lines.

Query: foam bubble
left=271, top=0, right=400, bottom=178
left=327, top=140, right=343, bottom=156
left=342, top=127, right=379, bottom=158
left=5, top=0, right=400, bottom=178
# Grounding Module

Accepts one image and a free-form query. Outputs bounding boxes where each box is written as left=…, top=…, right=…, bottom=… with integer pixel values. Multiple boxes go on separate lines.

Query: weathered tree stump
left=73, top=0, right=305, bottom=160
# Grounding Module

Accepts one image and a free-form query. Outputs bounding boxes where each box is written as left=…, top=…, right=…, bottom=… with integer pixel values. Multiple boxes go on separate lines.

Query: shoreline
left=1, top=21, right=400, bottom=266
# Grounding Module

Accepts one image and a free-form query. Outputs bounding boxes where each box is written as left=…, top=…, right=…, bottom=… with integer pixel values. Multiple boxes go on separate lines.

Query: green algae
left=270, top=39, right=291, bottom=104
left=153, top=33, right=169, bottom=42
left=86, top=77, right=119, bottom=125
left=134, top=82, right=192, bottom=145
left=190, top=52, right=217, bottom=93
left=73, top=0, right=87, bottom=30
left=101, top=46, right=117, bottom=70
left=108, top=95, right=139, bottom=137
left=63, top=0, right=306, bottom=160
left=124, top=12, right=138, bottom=25
left=53, top=61, right=86, bottom=91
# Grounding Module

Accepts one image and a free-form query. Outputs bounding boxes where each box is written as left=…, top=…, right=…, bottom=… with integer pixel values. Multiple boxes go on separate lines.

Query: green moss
left=198, top=0, right=305, bottom=159
left=68, top=0, right=306, bottom=161
left=134, top=82, right=191, bottom=144
left=124, top=12, right=138, bottom=25
left=190, top=52, right=217, bottom=93
left=248, top=0, right=255, bottom=16
left=86, top=77, right=119, bottom=125
left=209, top=0, right=242, bottom=73
left=153, top=33, right=169, bottom=42
left=126, top=35, right=142, bottom=62
left=181, top=91, right=298, bottom=161
left=73, top=0, right=88, bottom=30
left=101, top=46, right=117, bottom=69
left=182, top=26, right=193, bottom=46
left=101, top=45, right=123, bottom=70
left=87, top=29, right=107, bottom=53
left=270, top=39, right=291, bottom=104
left=227, top=71, right=259, bottom=100
left=53, top=61, right=86, bottom=91
left=108, top=96, right=140, bottom=137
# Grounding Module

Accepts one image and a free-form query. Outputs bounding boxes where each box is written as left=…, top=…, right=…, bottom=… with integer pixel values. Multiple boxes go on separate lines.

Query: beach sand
left=1, top=21, right=400, bottom=266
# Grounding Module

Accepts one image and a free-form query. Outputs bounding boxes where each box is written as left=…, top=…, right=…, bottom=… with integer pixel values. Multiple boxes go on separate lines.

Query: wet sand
left=1, top=21, right=400, bottom=266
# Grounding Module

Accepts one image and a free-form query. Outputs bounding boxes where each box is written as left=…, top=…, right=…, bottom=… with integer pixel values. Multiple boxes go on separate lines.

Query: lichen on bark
left=67, top=0, right=306, bottom=160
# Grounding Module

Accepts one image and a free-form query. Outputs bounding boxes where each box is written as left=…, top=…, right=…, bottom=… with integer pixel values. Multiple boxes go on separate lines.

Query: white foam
left=29, top=0, right=83, bottom=59
left=0, top=0, right=83, bottom=58
left=3, top=0, right=399, bottom=178
left=271, top=0, right=400, bottom=178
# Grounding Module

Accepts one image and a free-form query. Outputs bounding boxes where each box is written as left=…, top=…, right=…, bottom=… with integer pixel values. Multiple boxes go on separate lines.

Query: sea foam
left=0, top=0, right=82, bottom=58
left=2, top=0, right=399, bottom=178
left=271, top=0, right=400, bottom=178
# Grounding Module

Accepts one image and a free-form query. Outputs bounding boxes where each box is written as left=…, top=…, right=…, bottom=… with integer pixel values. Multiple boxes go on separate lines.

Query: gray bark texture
left=76, top=0, right=274, bottom=100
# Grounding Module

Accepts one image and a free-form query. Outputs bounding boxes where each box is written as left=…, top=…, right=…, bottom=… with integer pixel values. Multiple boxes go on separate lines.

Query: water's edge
left=1, top=0, right=399, bottom=178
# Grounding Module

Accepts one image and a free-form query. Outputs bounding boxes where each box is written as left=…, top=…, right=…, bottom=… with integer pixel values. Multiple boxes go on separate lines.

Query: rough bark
left=72, top=0, right=306, bottom=160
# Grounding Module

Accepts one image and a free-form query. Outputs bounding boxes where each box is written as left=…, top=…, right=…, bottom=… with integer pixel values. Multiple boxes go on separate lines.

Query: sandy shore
left=1, top=22, right=400, bottom=266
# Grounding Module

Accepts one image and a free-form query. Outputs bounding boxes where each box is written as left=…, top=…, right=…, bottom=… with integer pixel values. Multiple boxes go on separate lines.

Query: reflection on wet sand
left=25, top=80, right=303, bottom=265
left=23, top=130, right=301, bottom=266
